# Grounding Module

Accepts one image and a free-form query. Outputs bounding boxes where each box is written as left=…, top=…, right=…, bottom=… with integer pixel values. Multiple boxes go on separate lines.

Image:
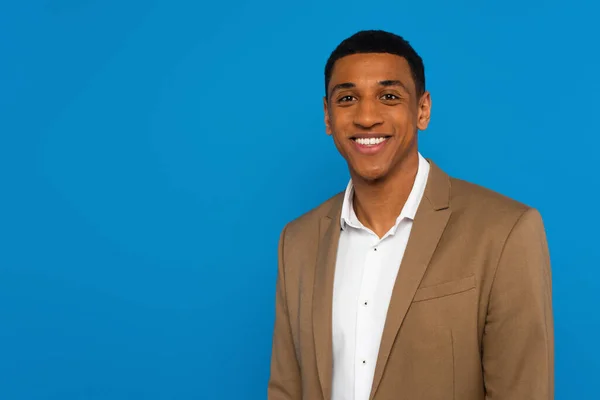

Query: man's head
left=323, top=30, right=431, bottom=183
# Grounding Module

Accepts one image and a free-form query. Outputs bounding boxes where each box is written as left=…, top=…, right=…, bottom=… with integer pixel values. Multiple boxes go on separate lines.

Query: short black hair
left=324, top=30, right=425, bottom=99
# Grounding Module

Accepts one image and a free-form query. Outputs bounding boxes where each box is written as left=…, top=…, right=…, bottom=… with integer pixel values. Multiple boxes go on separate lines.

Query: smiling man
left=267, top=30, right=554, bottom=400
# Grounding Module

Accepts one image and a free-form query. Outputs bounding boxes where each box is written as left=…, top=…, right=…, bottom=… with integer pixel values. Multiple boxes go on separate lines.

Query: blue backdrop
left=1, top=0, right=598, bottom=398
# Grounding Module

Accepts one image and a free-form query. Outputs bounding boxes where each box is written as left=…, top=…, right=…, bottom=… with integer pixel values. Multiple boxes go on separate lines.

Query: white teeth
left=355, top=137, right=387, bottom=146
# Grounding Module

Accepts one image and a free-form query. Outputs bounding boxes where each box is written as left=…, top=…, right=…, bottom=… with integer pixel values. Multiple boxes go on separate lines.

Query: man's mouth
left=351, top=135, right=391, bottom=146
left=349, top=135, right=391, bottom=155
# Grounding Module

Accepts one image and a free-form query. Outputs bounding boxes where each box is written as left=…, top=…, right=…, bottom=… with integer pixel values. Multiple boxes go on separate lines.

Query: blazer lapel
left=313, top=196, right=343, bottom=400
left=369, top=160, right=452, bottom=400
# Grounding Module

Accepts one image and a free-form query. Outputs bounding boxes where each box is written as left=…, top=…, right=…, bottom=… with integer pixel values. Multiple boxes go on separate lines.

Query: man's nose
left=353, top=99, right=384, bottom=129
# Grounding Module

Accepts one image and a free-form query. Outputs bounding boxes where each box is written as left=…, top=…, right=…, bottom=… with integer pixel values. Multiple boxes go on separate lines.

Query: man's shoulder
left=448, top=175, right=536, bottom=226
left=281, top=191, right=344, bottom=240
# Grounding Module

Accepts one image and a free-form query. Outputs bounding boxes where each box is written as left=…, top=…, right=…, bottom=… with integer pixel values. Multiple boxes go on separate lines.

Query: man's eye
left=338, top=96, right=355, bottom=102
left=381, top=94, right=399, bottom=100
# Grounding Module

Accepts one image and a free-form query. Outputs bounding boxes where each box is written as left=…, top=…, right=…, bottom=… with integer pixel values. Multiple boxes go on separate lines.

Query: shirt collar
left=340, top=152, right=431, bottom=231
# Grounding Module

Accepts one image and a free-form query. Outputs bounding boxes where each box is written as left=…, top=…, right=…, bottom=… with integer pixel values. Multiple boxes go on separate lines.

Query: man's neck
left=351, top=152, right=420, bottom=238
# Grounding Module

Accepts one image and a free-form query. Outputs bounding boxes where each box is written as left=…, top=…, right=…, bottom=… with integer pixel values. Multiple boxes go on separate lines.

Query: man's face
left=324, top=53, right=431, bottom=182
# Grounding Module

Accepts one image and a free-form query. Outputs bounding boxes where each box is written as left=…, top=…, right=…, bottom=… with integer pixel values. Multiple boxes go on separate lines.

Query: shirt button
left=362, top=360, right=366, bottom=364
left=364, top=301, right=368, bottom=306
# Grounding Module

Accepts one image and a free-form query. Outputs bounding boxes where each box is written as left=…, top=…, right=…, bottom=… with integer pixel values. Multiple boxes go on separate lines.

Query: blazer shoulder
left=449, top=177, right=536, bottom=224
left=281, top=191, right=344, bottom=240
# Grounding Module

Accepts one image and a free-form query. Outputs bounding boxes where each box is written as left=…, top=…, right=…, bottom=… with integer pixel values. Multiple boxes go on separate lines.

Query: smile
left=350, top=136, right=391, bottom=154
left=352, top=136, right=389, bottom=146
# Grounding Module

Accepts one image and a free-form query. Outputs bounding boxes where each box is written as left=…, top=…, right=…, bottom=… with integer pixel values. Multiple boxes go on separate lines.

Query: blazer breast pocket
left=413, top=275, right=476, bottom=302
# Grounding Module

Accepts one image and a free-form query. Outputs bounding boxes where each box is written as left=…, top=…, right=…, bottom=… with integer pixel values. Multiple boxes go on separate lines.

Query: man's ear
left=323, top=96, right=332, bottom=135
left=416, top=91, right=431, bottom=131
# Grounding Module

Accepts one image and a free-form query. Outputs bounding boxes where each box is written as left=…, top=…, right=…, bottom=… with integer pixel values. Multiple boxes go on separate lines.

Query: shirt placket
left=354, top=236, right=382, bottom=400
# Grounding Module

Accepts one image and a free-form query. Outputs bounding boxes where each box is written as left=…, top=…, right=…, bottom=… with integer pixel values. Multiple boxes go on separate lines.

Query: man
left=267, top=30, right=554, bottom=400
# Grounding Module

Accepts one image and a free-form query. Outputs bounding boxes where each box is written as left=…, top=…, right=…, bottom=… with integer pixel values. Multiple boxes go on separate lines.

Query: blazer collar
left=328, top=158, right=450, bottom=220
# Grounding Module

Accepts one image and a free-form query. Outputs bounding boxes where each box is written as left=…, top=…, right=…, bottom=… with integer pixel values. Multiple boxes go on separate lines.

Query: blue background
left=1, top=0, right=598, bottom=398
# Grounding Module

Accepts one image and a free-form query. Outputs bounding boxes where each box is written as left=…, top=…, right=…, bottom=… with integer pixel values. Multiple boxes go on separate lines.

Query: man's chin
left=351, top=166, right=388, bottom=183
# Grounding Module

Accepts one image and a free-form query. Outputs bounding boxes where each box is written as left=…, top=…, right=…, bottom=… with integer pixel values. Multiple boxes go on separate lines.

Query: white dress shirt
left=331, top=153, right=430, bottom=400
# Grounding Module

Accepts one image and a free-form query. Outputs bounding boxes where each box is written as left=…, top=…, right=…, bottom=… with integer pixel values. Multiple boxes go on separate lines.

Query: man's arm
left=483, top=208, right=554, bottom=399
left=267, top=225, right=302, bottom=399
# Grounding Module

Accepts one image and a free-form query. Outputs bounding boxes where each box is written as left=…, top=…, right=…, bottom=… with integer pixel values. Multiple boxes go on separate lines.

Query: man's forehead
left=329, top=53, right=414, bottom=89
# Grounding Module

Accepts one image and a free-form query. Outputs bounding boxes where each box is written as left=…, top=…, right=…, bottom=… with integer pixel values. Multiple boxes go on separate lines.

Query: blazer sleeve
left=267, top=225, right=302, bottom=399
left=482, top=208, right=555, bottom=399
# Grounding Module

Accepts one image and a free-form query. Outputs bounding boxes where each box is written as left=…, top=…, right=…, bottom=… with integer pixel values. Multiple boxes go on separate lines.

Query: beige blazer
left=267, top=159, right=554, bottom=400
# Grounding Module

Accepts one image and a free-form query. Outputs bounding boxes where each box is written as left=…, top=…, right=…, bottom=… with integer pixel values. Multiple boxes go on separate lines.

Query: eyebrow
left=378, top=80, right=409, bottom=92
left=329, top=80, right=409, bottom=97
left=329, top=82, right=356, bottom=96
